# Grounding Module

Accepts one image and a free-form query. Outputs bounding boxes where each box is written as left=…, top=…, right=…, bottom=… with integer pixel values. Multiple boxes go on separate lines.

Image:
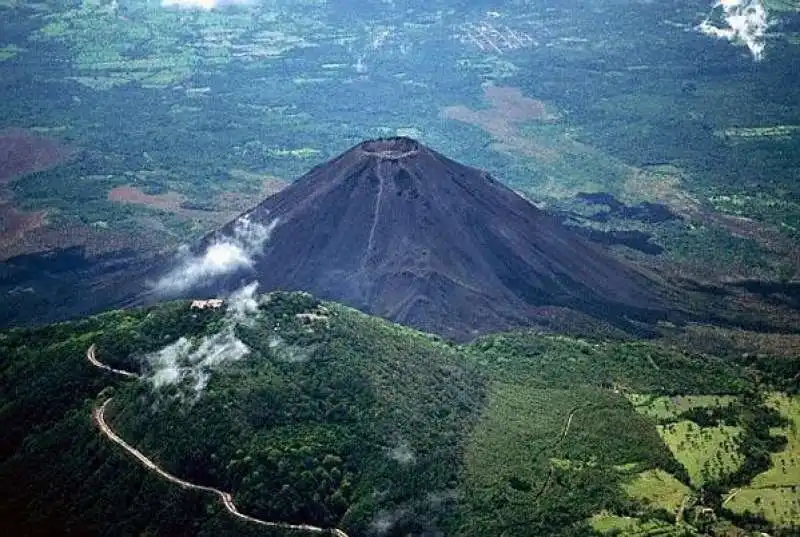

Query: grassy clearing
left=726, top=487, right=800, bottom=527
left=658, top=421, right=744, bottom=486
left=627, top=393, right=749, bottom=489
left=723, top=394, right=800, bottom=527
left=589, top=511, right=682, bottom=536
left=623, top=469, right=690, bottom=515
left=590, top=512, right=639, bottom=533
left=751, top=394, right=800, bottom=488
left=627, top=394, right=736, bottom=422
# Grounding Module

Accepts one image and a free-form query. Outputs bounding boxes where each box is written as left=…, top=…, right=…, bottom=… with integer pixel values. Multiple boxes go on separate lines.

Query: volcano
left=155, top=138, right=679, bottom=340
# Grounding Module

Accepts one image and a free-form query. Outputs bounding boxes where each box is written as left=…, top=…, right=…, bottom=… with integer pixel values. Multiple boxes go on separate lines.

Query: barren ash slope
left=156, top=137, right=681, bottom=340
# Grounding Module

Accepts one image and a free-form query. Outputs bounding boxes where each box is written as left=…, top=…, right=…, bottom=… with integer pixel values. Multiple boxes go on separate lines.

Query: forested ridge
left=0, top=292, right=796, bottom=536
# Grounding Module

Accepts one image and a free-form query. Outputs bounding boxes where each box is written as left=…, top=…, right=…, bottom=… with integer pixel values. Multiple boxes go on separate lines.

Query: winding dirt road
left=87, top=346, right=349, bottom=537
left=86, top=344, right=140, bottom=379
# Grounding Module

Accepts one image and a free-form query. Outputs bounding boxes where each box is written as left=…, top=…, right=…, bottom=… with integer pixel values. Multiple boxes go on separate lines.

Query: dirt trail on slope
left=558, top=406, right=581, bottom=444
left=498, top=404, right=589, bottom=534
left=87, top=346, right=349, bottom=537
left=533, top=405, right=584, bottom=500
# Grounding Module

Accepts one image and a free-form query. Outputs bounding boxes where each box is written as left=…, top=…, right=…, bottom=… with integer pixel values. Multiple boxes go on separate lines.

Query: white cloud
left=187, top=328, right=250, bottom=392
left=228, top=281, right=261, bottom=323
left=148, top=328, right=250, bottom=394
left=386, top=441, right=415, bottom=464
left=155, top=215, right=278, bottom=295
left=370, top=508, right=408, bottom=536
left=698, top=0, right=770, bottom=60
left=146, top=283, right=263, bottom=396
left=150, top=337, right=193, bottom=388
left=161, top=0, right=253, bottom=10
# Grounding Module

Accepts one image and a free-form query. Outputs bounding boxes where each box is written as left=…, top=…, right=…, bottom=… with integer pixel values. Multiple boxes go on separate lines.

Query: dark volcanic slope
left=171, top=138, right=679, bottom=340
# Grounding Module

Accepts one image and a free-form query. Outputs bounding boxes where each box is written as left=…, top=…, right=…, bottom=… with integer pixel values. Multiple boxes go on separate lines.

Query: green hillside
left=0, top=292, right=797, bottom=536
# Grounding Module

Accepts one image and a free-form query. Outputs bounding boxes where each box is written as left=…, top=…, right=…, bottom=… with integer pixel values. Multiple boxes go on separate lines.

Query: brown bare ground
left=1, top=184, right=179, bottom=261
left=206, top=137, right=678, bottom=341
left=0, top=223, right=164, bottom=262
left=0, top=129, right=74, bottom=184
left=3, top=175, right=287, bottom=261
left=443, top=85, right=561, bottom=163
left=483, top=86, right=555, bottom=122
left=107, top=186, right=185, bottom=211
left=0, top=129, right=78, bottom=259
left=109, top=176, right=287, bottom=221
left=0, top=203, right=47, bottom=252
left=107, top=185, right=233, bottom=237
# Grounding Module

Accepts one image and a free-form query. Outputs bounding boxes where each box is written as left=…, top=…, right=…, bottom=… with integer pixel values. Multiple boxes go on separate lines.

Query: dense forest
left=0, top=292, right=797, bottom=537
